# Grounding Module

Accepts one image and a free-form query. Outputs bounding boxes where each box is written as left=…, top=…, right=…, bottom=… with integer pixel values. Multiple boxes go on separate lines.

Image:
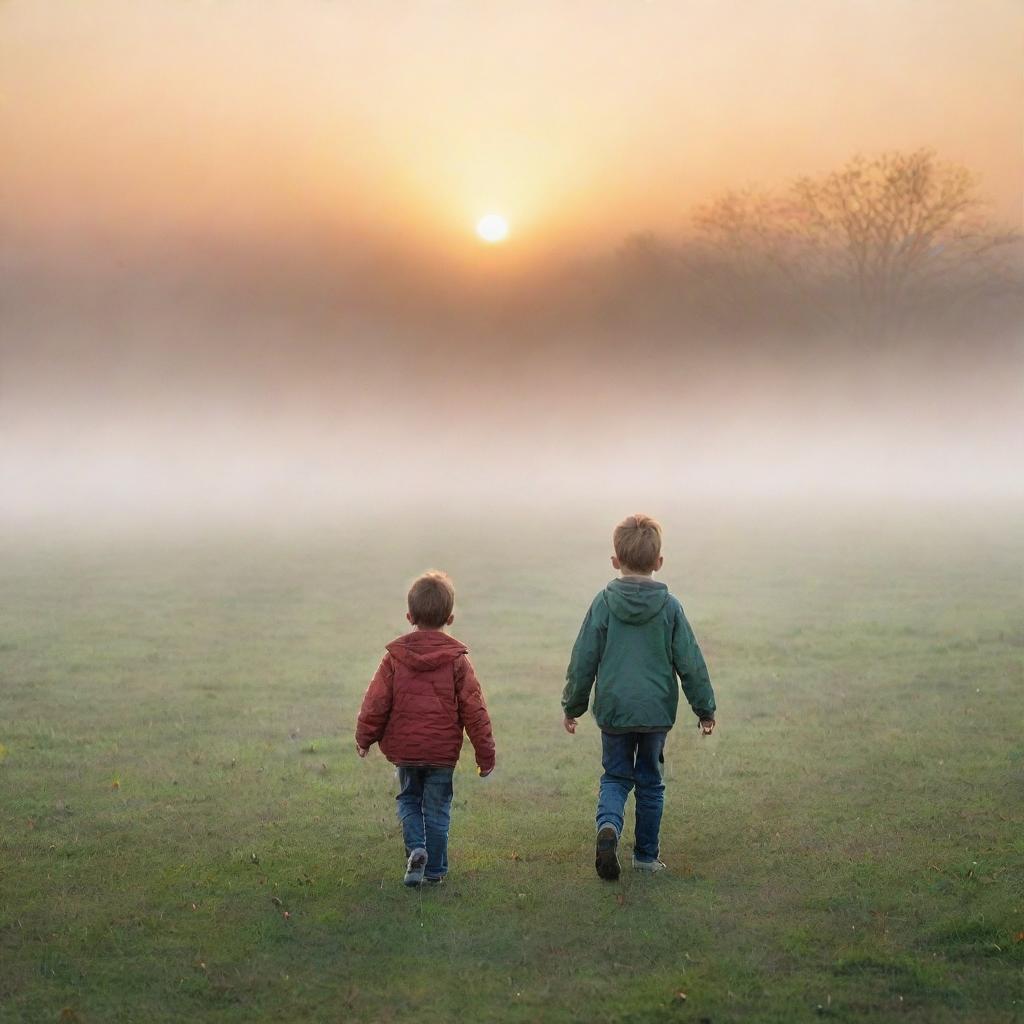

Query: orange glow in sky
left=1, top=1, right=1021, bottom=257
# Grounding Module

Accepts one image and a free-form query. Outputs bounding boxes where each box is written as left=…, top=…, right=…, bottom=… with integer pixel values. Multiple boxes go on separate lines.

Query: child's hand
left=563, top=715, right=577, bottom=735
left=478, top=766, right=494, bottom=778
left=356, top=744, right=369, bottom=758
left=698, top=719, right=715, bottom=736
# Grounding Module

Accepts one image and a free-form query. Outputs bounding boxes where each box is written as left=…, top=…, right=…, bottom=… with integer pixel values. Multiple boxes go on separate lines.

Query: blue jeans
left=596, top=731, right=667, bottom=863
left=396, top=766, right=454, bottom=879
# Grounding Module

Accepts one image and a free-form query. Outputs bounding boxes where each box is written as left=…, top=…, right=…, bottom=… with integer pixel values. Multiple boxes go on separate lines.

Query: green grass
left=1, top=505, right=1022, bottom=1023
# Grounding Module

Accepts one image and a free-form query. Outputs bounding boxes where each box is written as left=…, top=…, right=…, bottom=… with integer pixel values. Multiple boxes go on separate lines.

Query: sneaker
left=424, top=875, right=445, bottom=885
left=632, top=855, right=667, bottom=873
left=403, top=847, right=428, bottom=887
left=595, top=826, right=621, bottom=881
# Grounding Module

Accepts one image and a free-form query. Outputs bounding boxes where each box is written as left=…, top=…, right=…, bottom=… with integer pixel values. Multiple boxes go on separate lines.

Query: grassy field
left=1, top=504, right=1022, bottom=1023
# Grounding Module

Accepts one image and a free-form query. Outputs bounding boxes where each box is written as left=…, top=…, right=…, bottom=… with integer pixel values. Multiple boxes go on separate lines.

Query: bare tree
left=691, top=188, right=830, bottom=327
left=693, top=189, right=789, bottom=274
left=791, top=149, right=1018, bottom=336
left=692, top=150, right=1021, bottom=340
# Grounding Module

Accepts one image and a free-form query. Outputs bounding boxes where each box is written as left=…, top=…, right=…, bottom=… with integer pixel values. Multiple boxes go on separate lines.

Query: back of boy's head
left=407, top=570, right=455, bottom=628
left=613, top=514, right=662, bottom=573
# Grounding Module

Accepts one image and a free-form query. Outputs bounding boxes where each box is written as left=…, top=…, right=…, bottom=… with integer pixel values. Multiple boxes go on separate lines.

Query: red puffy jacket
left=355, top=630, right=496, bottom=773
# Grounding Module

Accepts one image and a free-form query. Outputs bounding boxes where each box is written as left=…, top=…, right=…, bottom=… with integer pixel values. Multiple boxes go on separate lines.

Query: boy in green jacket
left=562, top=514, right=716, bottom=880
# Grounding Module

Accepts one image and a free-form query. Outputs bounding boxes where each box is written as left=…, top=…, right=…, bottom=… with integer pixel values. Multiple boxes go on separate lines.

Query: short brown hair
left=407, top=570, right=455, bottom=628
left=613, top=514, right=662, bottom=572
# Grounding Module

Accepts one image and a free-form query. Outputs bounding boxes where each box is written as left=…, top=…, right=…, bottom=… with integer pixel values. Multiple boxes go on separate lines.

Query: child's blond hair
left=613, top=514, right=662, bottom=573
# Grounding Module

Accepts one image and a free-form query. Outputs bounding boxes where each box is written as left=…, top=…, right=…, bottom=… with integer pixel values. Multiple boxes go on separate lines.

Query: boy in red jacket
left=356, top=571, right=496, bottom=887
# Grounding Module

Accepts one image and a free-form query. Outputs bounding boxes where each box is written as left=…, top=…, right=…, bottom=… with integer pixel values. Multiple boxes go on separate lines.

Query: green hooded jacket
left=561, top=577, right=716, bottom=732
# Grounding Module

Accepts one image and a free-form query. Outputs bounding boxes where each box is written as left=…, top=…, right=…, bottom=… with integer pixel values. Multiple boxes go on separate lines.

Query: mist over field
left=3, top=236, right=1022, bottom=526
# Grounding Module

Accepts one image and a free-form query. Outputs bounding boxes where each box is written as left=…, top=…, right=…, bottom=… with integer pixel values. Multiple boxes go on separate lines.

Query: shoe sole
left=404, top=851, right=428, bottom=887
left=595, top=827, right=620, bottom=881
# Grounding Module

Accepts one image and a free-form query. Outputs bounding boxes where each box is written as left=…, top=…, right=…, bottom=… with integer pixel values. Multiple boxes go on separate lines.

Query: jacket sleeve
left=561, top=595, right=607, bottom=718
left=455, top=656, right=496, bottom=773
left=671, top=604, right=716, bottom=720
left=355, top=654, right=395, bottom=749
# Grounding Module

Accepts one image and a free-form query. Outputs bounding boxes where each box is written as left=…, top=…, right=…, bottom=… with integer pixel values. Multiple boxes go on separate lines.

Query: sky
left=2, top=0, right=1022, bottom=259
left=1, top=1, right=1022, bottom=522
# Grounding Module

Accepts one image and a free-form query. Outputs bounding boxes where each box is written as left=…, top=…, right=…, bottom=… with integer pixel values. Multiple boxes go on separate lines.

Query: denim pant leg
left=396, top=767, right=426, bottom=853
left=421, top=767, right=454, bottom=878
left=633, top=732, right=667, bottom=862
left=596, top=732, right=636, bottom=836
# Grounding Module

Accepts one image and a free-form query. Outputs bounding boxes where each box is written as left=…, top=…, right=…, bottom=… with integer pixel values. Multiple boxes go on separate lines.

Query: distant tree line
left=600, top=149, right=1022, bottom=345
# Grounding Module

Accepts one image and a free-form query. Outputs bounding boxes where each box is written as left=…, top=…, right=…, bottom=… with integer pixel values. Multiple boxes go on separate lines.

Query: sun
left=475, top=213, right=509, bottom=244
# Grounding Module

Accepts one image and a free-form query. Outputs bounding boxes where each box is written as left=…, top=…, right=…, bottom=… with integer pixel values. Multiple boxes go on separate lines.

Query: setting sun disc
left=476, top=213, right=509, bottom=243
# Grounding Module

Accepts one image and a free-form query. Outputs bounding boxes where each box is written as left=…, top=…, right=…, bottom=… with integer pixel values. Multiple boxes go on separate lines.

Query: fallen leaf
left=1015, top=931, right=1024, bottom=943
left=674, top=990, right=687, bottom=1002
left=111, top=778, right=120, bottom=790
left=616, top=894, right=625, bottom=907
left=282, top=911, right=291, bottom=920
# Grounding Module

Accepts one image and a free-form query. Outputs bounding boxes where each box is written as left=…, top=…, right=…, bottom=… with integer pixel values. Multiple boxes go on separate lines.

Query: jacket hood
left=387, top=630, right=468, bottom=671
left=604, top=577, right=670, bottom=624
